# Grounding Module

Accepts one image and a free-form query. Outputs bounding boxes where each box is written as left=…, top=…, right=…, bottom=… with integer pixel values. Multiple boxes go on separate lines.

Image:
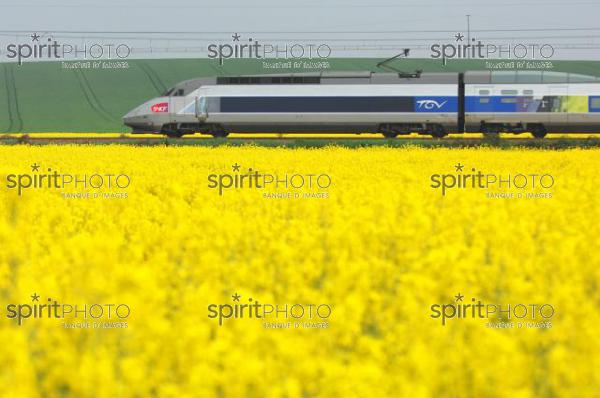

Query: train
left=123, top=70, right=600, bottom=138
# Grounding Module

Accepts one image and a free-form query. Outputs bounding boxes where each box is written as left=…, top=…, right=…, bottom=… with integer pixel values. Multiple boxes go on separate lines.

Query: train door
left=581, top=91, right=600, bottom=128
left=568, top=84, right=600, bottom=129
left=195, top=95, right=208, bottom=121
left=548, top=85, right=569, bottom=125
left=473, top=85, right=494, bottom=123
left=520, top=87, right=549, bottom=125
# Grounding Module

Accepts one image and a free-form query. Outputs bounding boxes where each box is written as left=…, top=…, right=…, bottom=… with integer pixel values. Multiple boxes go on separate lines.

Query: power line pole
left=466, top=14, right=471, bottom=59
left=467, top=14, right=471, bottom=43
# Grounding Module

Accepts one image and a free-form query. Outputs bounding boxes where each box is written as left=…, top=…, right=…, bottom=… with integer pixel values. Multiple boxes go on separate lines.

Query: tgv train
left=123, top=70, right=600, bottom=138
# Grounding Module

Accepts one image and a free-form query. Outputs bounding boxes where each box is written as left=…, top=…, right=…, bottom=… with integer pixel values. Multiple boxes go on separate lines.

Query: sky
left=0, top=0, right=599, bottom=60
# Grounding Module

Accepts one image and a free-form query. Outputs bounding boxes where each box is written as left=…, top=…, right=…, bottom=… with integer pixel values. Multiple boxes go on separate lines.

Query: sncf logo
left=416, top=99, right=448, bottom=110
left=151, top=102, right=168, bottom=113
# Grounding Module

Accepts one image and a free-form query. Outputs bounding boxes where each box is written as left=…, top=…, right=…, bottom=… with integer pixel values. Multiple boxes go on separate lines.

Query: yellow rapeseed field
left=0, top=145, right=599, bottom=398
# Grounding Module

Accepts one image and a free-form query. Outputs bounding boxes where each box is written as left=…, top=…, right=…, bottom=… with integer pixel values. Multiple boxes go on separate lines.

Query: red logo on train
left=151, top=102, right=168, bottom=113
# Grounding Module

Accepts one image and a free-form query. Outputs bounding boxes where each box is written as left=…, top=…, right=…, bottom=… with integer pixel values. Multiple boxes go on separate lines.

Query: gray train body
left=123, top=70, right=600, bottom=138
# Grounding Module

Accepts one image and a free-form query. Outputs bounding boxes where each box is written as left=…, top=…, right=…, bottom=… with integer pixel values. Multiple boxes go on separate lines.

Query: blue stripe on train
left=465, top=96, right=562, bottom=113
left=182, top=95, right=598, bottom=114
left=466, top=96, right=535, bottom=112
left=220, top=96, right=415, bottom=113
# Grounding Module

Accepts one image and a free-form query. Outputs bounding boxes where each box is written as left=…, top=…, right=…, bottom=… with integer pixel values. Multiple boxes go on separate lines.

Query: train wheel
left=481, top=125, right=500, bottom=138
left=161, top=124, right=185, bottom=138
left=207, top=124, right=229, bottom=138
left=530, top=124, right=547, bottom=139
left=378, top=124, right=398, bottom=138
left=429, top=125, right=447, bottom=139
left=165, top=131, right=185, bottom=138
left=211, top=130, right=229, bottom=138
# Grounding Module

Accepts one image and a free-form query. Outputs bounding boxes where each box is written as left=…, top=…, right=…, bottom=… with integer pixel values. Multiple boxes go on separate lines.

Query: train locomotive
left=123, top=70, right=600, bottom=138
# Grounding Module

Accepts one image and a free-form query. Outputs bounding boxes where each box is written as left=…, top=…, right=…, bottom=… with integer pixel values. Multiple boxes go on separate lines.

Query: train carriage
left=123, top=70, right=600, bottom=138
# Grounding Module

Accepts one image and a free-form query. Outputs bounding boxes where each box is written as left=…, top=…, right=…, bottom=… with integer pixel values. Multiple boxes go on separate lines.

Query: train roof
left=161, top=70, right=600, bottom=95
left=466, top=70, right=600, bottom=84
left=218, top=70, right=600, bottom=84
left=215, top=72, right=457, bottom=85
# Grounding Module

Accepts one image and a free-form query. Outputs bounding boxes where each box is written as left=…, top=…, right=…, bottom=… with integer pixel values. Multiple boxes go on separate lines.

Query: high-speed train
left=123, top=70, right=600, bottom=138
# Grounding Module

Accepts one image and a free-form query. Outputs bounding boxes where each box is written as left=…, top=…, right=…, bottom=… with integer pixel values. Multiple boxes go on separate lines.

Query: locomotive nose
left=123, top=102, right=155, bottom=133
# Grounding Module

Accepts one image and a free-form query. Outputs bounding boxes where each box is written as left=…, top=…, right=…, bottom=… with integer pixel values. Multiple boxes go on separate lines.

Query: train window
left=479, top=98, right=490, bottom=104
left=501, top=90, right=518, bottom=95
left=569, top=73, right=596, bottom=83
left=491, top=71, right=516, bottom=84
left=274, top=77, right=292, bottom=83
left=217, top=76, right=322, bottom=84
left=501, top=98, right=517, bottom=103
left=591, top=98, right=600, bottom=109
left=542, top=72, right=568, bottom=84
left=217, top=75, right=321, bottom=84
left=479, top=90, right=490, bottom=96
left=173, top=89, right=184, bottom=97
left=523, top=90, right=534, bottom=95
left=516, top=71, right=542, bottom=84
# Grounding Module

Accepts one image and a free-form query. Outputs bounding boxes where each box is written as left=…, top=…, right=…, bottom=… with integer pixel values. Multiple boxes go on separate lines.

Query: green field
left=2, top=58, right=600, bottom=133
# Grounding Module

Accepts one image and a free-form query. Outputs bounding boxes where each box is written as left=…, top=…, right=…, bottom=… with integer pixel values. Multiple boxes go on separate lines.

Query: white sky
left=0, top=0, right=599, bottom=60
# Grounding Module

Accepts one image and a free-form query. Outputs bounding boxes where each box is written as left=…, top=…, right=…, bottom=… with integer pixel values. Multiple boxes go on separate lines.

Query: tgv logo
left=416, top=99, right=447, bottom=110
